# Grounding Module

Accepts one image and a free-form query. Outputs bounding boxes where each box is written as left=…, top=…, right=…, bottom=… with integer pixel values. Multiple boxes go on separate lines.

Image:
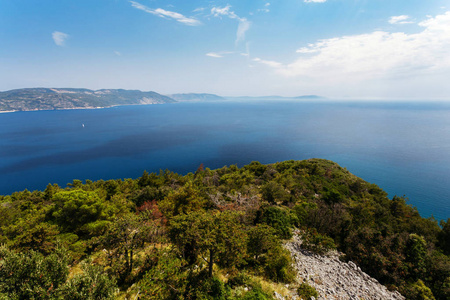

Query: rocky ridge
left=283, top=230, right=405, bottom=300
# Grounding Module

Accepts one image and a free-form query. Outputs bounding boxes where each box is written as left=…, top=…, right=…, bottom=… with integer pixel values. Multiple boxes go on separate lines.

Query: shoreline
left=0, top=102, right=171, bottom=114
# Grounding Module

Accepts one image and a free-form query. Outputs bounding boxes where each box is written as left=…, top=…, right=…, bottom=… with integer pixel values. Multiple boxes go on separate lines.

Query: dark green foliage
left=168, top=210, right=247, bottom=277
left=139, top=249, right=187, bottom=300
left=405, top=234, right=427, bottom=280
left=404, top=280, right=436, bottom=300
left=438, top=218, right=450, bottom=255
left=263, top=247, right=296, bottom=283
left=297, top=282, right=319, bottom=299
left=0, top=158, right=449, bottom=299
left=261, top=182, right=291, bottom=204
left=99, top=212, right=160, bottom=285
left=301, top=228, right=336, bottom=255
left=159, top=182, right=208, bottom=218
left=247, top=224, right=279, bottom=262
left=258, top=206, right=293, bottom=239
left=0, top=245, right=69, bottom=299
left=49, top=190, right=111, bottom=234
left=59, top=261, right=118, bottom=299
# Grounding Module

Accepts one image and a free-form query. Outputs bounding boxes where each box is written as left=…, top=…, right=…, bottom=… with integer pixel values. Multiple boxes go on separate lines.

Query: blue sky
left=1, top=0, right=449, bottom=99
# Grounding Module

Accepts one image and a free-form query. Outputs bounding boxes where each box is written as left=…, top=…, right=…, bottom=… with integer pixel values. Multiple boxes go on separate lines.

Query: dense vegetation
left=0, top=159, right=449, bottom=299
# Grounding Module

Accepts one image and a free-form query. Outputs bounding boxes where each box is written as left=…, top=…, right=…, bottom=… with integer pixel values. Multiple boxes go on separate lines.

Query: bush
left=297, top=282, right=318, bottom=299
left=301, top=228, right=336, bottom=255
left=404, top=279, right=436, bottom=300
left=259, top=206, right=293, bottom=239
left=0, top=245, right=69, bottom=299
left=263, top=247, right=296, bottom=283
left=59, top=261, right=118, bottom=300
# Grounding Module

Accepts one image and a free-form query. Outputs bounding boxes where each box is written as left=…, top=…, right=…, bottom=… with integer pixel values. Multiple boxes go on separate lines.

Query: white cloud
left=206, top=52, right=224, bottom=58
left=258, top=2, right=270, bottom=13
left=211, top=5, right=251, bottom=45
left=304, top=0, right=327, bottom=3
left=253, top=57, right=282, bottom=68
left=114, top=51, right=122, bottom=56
left=254, top=12, right=450, bottom=90
left=211, top=5, right=235, bottom=18
left=236, top=19, right=251, bottom=45
left=389, top=15, right=414, bottom=24
left=130, top=1, right=201, bottom=26
left=52, top=31, right=68, bottom=46
left=193, top=7, right=205, bottom=12
left=206, top=51, right=237, bottom=58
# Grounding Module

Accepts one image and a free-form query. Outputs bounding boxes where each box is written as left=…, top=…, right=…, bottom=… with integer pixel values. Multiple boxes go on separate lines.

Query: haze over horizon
left=1, top=0, right=450, bottom=100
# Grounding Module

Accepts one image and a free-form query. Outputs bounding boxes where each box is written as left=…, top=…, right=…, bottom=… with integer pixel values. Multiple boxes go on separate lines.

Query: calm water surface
left=1, top=100, right=449, bottom=220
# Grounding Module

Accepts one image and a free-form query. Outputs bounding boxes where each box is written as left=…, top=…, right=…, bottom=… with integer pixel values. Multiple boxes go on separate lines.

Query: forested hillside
left=0, top=159, right=449, bottom=299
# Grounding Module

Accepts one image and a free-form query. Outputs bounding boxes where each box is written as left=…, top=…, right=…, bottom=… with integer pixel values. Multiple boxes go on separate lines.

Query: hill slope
left=0, top=88, right=176, bottom=111
left=0, top=159, right=448, bottom=299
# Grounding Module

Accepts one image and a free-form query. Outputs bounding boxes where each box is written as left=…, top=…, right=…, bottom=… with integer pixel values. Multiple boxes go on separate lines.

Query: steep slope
left=284, top=231, right=405, bottom=300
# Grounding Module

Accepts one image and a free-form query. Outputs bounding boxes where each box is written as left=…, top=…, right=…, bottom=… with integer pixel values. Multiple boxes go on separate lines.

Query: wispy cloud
left=258, top=3, right=270, bottom=13
left=114, top=51, right=122, bottom=56
left=52, top=31, right=69, bottom=46
left=206, top=52, right=224, bottom=58
left=253, top=12, right=450, bottom=86
left=130, top=1, right=201, bottom=26
left=304, top=0, right=327, bottom=3
left=389, top=15, right=414, bottom=24
left=206, top=51, right=237, bottom=58
left=193, top=7, right=205, bottom=13
left=211, top=5, right=251, bottom=45
left=253, top=57, right=282, bottom=68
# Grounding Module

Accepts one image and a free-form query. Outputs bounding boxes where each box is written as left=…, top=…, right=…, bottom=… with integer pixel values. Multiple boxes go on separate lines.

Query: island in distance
left=169, top=93, right=225, bottom=102
left=0, top=87, right=324, bottom=112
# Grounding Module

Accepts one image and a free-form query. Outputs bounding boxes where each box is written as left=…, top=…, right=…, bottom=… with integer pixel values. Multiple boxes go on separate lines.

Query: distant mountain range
left=169, top=93, right=225, bottom=102
left=0, top=88, right=324, bottom=112
left=229, top=95, right=325, bottom=100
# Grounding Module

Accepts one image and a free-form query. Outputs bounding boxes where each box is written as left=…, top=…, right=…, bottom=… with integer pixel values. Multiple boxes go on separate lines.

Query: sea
left=1, top=100, right=449, bottom=221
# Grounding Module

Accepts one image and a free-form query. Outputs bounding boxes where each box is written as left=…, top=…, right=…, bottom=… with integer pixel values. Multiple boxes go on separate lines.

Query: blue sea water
left=1, top=100, right=449, bottom=220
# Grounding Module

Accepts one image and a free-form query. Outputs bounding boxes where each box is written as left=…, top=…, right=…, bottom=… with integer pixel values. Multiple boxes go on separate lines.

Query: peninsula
left=0, top=88, right=176, bottom=112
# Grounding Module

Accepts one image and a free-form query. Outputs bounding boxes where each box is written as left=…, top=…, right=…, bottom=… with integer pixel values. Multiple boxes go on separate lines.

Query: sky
left=1, top=0, right=450, bottom=99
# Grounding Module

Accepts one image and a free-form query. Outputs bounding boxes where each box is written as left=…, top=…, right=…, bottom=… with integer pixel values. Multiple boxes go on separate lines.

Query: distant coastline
left=0, top=88, right=325, bottom=112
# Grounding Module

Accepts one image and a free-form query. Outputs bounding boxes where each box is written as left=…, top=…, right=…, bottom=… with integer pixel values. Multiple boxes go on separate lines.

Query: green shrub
left=263, top=247, right=296, bottom=283
left=259, top=206, right=293, bottom=239
left=297, top=282, right=318, bottom=299
left=404, top=279, right=436, bottom=300
left=59, top=261, right=118, bottom=300
left=0, top=245, right=69, bottom=300
left=301, top=228, right=336, bottom=255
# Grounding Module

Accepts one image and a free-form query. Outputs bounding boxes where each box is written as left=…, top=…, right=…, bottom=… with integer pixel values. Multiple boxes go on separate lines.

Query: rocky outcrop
left=284, top=231, right=405, bottom=300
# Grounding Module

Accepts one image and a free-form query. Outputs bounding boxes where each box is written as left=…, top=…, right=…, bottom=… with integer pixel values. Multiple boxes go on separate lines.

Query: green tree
left=261, top=181, right=290, bottom=204
left=258, top=206, right=293, bottom=239
left=169, top=210, right=247, bottom=277
left=405, top=234, right=427, bottom=280
left=100, top=212, right=160, bottom=283
left=247, top=224, right=278, bottom=262
left=159, top=182, right=208, bottom=218
left=438, top=218, right=450, bottom=255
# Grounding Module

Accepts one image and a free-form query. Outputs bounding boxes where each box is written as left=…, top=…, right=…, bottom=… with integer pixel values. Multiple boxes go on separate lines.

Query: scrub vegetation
left=0, top=159, right=449, bottom=299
